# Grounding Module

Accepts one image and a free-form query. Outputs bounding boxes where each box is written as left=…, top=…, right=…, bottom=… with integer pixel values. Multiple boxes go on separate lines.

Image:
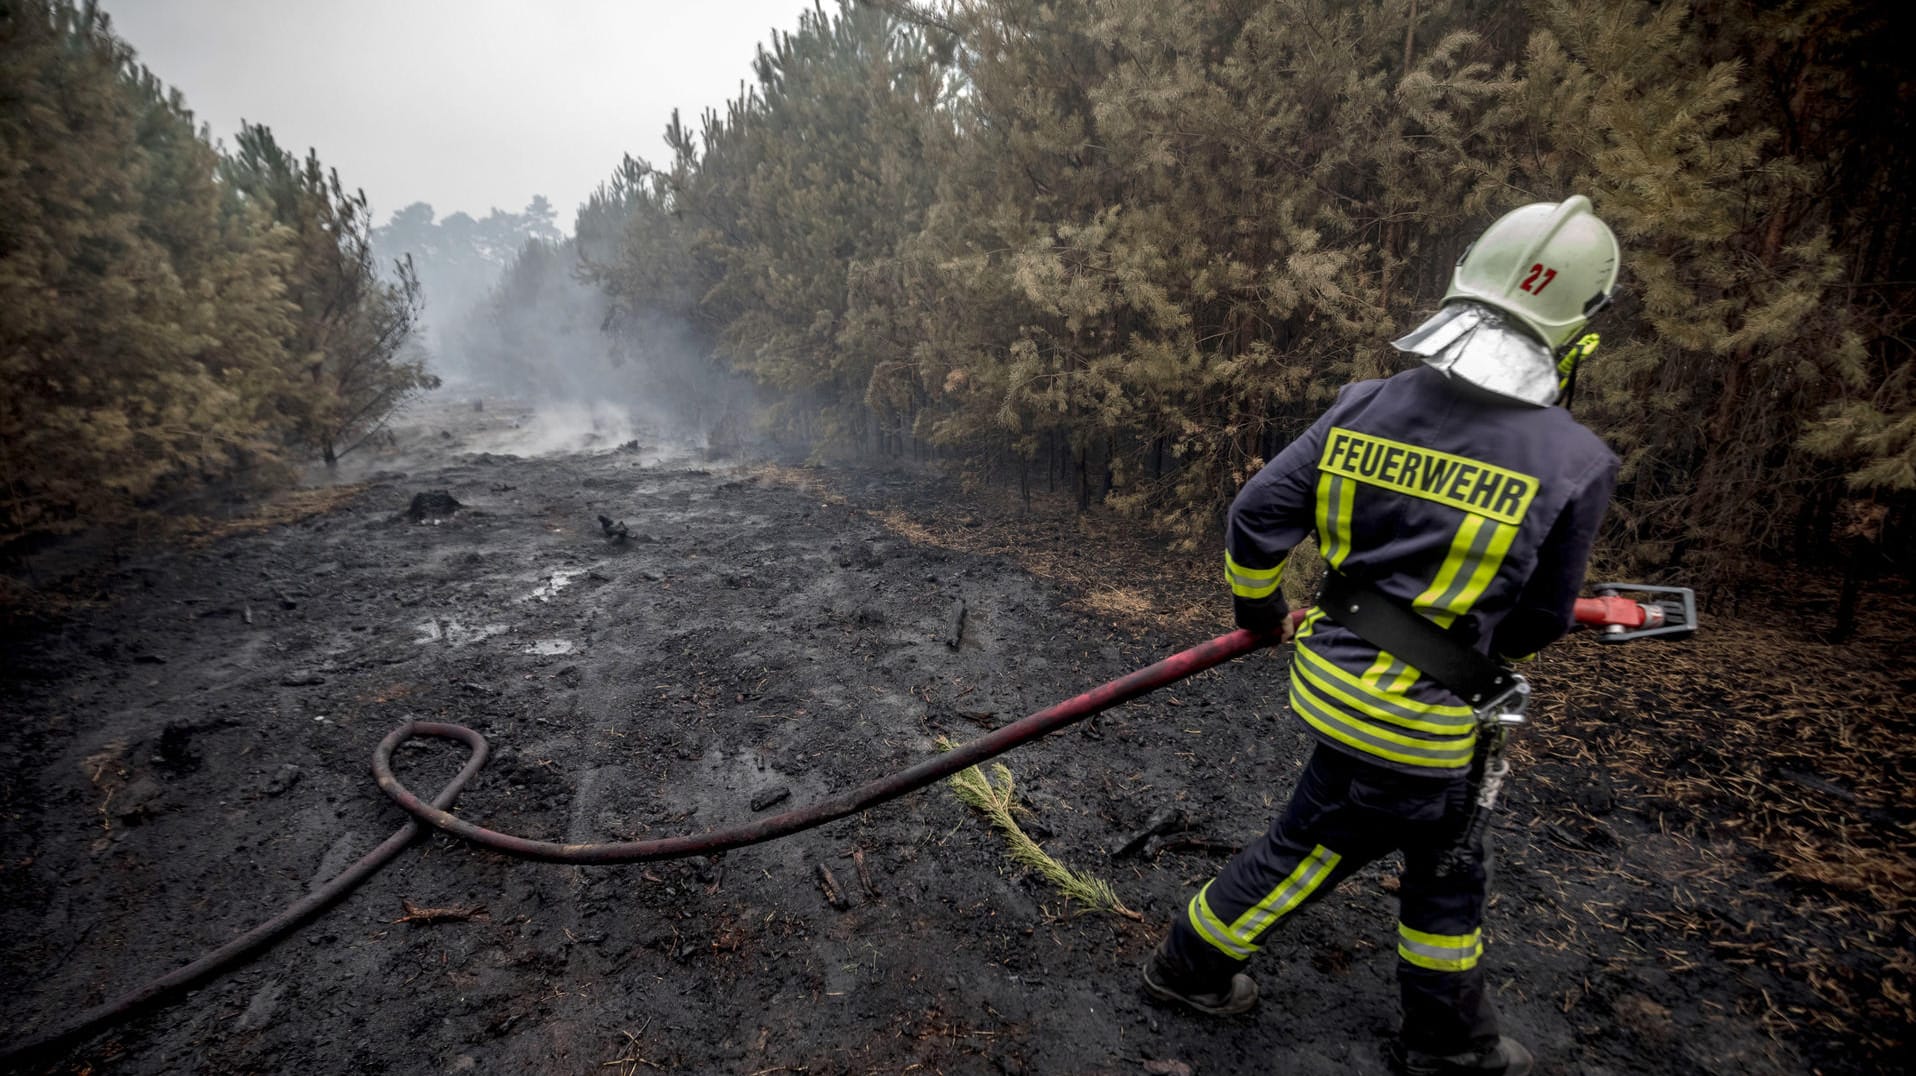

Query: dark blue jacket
left=1225, top=365, right=1618, bottom=773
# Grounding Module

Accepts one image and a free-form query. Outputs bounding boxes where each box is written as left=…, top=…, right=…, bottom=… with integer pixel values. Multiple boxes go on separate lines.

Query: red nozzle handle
left=1573, top=595, right=1649, bottom=628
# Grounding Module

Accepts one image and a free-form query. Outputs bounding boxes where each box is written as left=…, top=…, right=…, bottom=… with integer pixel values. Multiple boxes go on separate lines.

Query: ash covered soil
left=2, top=401, right=1909, bottom=1075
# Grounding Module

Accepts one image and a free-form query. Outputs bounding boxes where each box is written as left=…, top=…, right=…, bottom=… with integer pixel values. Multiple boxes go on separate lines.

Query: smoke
left=373, top=201, right=561, bottom=388
left=304, top=392, right=700, bottom=487
left=448, top=237, right=761, bottom=453
left=373, top=202, right=762, bottom=465
left=466, top=399, right=646, bottom=458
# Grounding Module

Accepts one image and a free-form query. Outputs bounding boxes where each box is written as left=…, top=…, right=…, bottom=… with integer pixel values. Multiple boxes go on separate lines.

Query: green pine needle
left=942, top=750, right=1139, bottom=921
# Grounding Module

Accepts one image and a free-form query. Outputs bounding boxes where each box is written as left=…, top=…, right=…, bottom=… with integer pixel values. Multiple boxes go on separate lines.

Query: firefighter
left=1141, top=196, right=1623, bottom=1076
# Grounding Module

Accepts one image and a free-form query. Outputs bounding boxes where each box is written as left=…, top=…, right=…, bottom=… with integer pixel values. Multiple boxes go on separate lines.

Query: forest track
left=0, top=401, right=1908, bottom=1075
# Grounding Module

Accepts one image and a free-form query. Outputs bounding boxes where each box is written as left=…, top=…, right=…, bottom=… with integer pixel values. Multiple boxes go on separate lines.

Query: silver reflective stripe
left=1397, top=925, right=1483, bottom=971
left=1228, top=568, right=1280, bottom=596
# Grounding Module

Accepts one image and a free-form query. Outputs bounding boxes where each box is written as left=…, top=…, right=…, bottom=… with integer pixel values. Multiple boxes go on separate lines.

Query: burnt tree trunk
left=1832, top=556, right=1863, bottom=643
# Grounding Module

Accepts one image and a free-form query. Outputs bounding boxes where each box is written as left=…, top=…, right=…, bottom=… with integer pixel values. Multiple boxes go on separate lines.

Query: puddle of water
left=523, top=638, right=575, bottom=656
left=527, top=568, right=587, bottom=602
left=413, top=619, right=511, bottom=647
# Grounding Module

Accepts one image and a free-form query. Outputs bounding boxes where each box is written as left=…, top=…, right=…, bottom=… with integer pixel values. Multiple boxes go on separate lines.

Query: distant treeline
left=555, top=0, right=1910, bottom=594
left=0, top=1, right=431, bottom=545
left=5, top=1, right=1911, bottom=600
left=370, top=197, right=567, bottom=389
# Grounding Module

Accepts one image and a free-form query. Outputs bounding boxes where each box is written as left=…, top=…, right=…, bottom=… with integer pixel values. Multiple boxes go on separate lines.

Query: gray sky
left=103, top=0, right=817, bottom=230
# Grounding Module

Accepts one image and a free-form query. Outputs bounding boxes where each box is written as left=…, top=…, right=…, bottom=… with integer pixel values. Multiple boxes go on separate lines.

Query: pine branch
left=941, top=747, right=1138, bottom=921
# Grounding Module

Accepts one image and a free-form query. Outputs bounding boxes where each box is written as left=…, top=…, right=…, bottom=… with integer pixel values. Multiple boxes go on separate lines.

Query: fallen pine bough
left=941, top=746, right=1140, bottom=922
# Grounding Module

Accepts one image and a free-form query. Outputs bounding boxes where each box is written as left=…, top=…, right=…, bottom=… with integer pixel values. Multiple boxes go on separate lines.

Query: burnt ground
left=1, top=400, right=1911, bottom=1075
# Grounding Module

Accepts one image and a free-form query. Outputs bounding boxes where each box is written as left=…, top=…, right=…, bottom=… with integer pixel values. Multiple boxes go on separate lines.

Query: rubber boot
left=1139, top=940, right=1258, bottom=1016
left=1390, top=1036, right=1534, bottom=1076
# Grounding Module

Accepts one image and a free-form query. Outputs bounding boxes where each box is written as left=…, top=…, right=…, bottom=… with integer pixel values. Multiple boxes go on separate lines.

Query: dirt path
left=1, top=406, right=1904, bottom=1074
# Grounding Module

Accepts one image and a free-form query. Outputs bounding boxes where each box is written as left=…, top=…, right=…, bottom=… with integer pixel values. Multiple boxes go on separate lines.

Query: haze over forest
left=2, top=0, right=1911, bottom=613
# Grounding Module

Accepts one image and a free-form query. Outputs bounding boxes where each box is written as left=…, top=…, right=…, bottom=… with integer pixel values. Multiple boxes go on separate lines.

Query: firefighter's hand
left=1234, top=599, right=1292, bottom=640
left=1241, top=610, right=1298, bottom=647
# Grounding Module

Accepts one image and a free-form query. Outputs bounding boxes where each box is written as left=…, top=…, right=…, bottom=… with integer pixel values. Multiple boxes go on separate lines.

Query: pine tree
left=591, top=2, right=946, bottom=451
left=571, top=0, right=1909, bottom=600
left=222, top=123, right=436, bottom=465
left=0, top=1, right=294, bottom=541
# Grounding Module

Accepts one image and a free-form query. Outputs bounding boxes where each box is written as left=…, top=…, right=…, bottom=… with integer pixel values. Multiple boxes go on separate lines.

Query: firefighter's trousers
left=1163, top=743, right=1499, bottom=1053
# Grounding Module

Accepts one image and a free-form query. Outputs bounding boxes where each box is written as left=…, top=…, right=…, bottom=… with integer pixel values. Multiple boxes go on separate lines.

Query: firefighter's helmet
left=1393, top=195, right=1620, bottom=407
left=1444, top=194, right=1618, bottom=350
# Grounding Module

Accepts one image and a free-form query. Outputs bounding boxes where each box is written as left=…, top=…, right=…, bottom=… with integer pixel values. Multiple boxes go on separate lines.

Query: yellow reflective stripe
left=1397, top=924, right=1484, bottom=972
left=1227, top=844, right=1341, bottom=947
left=1362, top=653, right=1425, bottom=695
left=1289, top=683, right=1476, bottom=769
left=1416, top=517, right=1517, bottom=619
left=1225, top=550, right=1282, bottom=582
left=1450, top=520, right=1517, bottom=612
left=1315, top=473, right=1355, bottom=568
left=1292, top=658, right=1474, bottom=736
left=1187, top=881, right=1253, bottom=959
left=1225, top=550, right=1284, bottom=599
left=1361, top=651, right=1397, bottom=685
left=1314, top=474, right=1335, bottom=564
left=1289, top=684, right=1476, bottom=768
left=1186, top=848, right=1343, bottom=960
left=1289, top=674, right=1477, bottom=766
left=1293, top=643, right=1473, bottom=719
left=1415, top=514, right=1486, bottom=611
left=1399, top=924, right=1483, bottom=950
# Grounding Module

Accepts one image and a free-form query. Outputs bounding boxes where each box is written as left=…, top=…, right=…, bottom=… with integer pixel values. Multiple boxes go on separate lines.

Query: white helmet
left=1445, top=194, right=1618, bottom=350
left=1393, top=195, right=1619, bottom=407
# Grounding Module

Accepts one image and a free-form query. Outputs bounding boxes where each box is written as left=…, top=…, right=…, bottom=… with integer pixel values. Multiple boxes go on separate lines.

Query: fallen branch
left=815, top=863, right=851, bottom=910
left=1145, top=835, right=1242, bottom=859
left=852, top=847, right=878, bottom=900
left=393, top=899, right=487, bottom=925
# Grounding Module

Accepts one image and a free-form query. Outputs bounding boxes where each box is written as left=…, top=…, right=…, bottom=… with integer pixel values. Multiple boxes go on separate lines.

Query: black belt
left=1316, top=570, right=1516, bottom=708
